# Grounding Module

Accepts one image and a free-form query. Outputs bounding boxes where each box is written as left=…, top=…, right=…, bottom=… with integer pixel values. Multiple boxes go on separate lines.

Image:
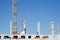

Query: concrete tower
left=11, top=0, right=18, bottom=34
left=49, top=21, right=54, bottom=35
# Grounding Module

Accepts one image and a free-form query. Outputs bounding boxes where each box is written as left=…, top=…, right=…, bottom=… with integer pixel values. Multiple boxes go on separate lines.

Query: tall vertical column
left=49, top=21, right=54, bottom=35
left=37, top=21, right=40, bottom=35
left=58, top=23, right=60, bottom=34
left=11, top=0, right=18, bottom=34
left=21, top=16, right=24, bottom=32
left=20, top=17, right=26, bottom=35
left=23, top=20, right=26, bottom=34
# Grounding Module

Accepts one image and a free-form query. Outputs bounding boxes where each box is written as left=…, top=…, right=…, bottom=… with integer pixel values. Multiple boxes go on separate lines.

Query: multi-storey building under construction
left=0, top=0, right=60, bottom=40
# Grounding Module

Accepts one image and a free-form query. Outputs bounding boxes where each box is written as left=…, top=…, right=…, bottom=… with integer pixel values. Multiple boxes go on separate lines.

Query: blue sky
left=0, top=0, right=60, bottom=35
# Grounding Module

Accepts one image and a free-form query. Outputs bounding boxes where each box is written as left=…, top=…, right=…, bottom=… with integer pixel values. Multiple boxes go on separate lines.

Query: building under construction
left=0, top=0, right=60, bottom=40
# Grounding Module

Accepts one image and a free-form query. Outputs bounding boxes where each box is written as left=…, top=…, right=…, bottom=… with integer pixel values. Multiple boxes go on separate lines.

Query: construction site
left=0, top=0, right=60, bottom=40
